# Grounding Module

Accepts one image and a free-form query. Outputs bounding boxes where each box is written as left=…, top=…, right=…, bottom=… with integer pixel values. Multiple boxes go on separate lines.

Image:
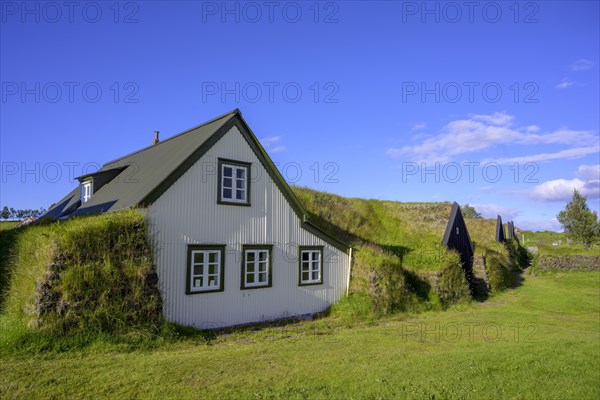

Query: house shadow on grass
left=379, top=244, right=412, bottom=262
left=378, top=244, right=432, bottom=303
left=171, top=315, right=326, bottom=345
left=402, top=269, right=432, bottom=302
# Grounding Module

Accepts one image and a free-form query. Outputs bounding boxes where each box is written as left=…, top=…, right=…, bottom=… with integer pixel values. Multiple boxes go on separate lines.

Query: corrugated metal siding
left=148, top=126, right=349, bottom=328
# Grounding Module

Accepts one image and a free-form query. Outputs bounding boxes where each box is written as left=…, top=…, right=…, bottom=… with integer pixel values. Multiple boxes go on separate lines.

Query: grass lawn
left=1, top=271, right=598, bottom=399
left=521, top=230, right=599, bottom=256
left=0, top=222, right=18, bottom=231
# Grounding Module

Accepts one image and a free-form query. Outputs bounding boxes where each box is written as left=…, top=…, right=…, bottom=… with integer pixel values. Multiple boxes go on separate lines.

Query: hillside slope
left=294, top=187, right=455, bottom=271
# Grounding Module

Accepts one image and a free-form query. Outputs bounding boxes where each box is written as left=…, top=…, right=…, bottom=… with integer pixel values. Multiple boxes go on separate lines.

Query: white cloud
left=571, top=59, right=594, bottom=71
left=530, top=178, right=600, bottom=201
left=556, top=78, right=575, bottom=89
left=470, top=112, right=514, bottom=126
left=479, top=185, right=495, bottom=192
left=471, top=204, right=519, bottom=220
left=388, top=112, right=598, bottom=163
left=411, top=122, right=427, bottom=131
left=490, top=146, right=598, bottom=164
left=261, top=136, right=281, bottom=146
left=269, top=146, right=286, bottom=154
left=260, top=136, right=286, bottom=153
left=516, top=129, right=598, bottom=145
left=577, top=164, right=600, bottom=181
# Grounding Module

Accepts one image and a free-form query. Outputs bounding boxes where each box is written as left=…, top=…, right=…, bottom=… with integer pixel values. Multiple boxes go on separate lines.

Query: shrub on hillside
left=504, top=238, right=531, bottom=270
left=435, top=251, right=471, bottom=307
left=352, top=244, right=412, bottom=314
left=485, top=249, right=515, bottom=293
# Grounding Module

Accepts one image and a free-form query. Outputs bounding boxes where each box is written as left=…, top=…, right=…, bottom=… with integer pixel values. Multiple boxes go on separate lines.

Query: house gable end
left=443, top=202, right=474, bottom=256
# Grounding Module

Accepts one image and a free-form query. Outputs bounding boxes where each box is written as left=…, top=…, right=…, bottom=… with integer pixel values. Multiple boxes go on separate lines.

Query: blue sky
left=1, top=0, right=598, bottom=231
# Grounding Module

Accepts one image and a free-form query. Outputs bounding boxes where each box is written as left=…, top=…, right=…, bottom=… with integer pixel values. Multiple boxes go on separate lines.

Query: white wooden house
left=44, top=110, right=351, bottom=328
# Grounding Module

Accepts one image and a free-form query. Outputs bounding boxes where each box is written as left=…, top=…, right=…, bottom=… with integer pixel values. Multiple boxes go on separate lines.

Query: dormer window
left=81, top=181, right=93, bottom=203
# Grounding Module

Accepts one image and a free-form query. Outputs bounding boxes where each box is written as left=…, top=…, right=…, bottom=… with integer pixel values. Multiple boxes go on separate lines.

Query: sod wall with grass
left=0, top=210, right=164, bottom=350
left=292, top=187, right=524, bottom=313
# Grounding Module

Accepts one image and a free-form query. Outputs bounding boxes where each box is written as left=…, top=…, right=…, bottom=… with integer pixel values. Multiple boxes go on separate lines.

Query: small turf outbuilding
left=44, top=110, right=351, bottom=328
left=442, top=202, right=475, bottom=283
left=496, top=215, right=506, bottom=243
left=507, top=221, right=515, bottom=240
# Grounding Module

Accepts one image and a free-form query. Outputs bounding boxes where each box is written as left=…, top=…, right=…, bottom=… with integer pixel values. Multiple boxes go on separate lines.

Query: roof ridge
left=103, top=109, right=241, bottom=166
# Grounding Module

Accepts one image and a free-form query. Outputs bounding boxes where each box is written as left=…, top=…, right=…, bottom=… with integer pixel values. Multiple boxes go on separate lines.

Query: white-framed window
left=187, top=245, right=225, bottom=294
left=299, top=246, right=323, bottom=286
left=81, top=181, right=93, bottom=203
left=242, top=245, right=272, bottom=289
left=218, top=159, right=250, bottom=205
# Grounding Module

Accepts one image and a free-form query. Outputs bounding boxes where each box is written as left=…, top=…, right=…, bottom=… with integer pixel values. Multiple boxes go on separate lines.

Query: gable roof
left=442, top=202, right=475, bottom=254
left=495, top=215, right=506, bottom=243
left=44, top=110, right=349, bottom=253
left=507, top=221, right=515, bottom=239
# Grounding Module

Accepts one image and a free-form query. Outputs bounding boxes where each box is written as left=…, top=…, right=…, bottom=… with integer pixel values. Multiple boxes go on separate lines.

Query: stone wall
left=536, top=254, right=600, bottom=271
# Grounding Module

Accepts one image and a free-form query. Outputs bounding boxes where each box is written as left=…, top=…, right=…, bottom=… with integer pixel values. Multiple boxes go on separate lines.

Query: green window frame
left=298, top=246, right=324, bottom=286
left=217, top=158, right=251, bottom=206
left=241, top=245, right=272, bottom=289
left=186, top=245, right=225, bottom=294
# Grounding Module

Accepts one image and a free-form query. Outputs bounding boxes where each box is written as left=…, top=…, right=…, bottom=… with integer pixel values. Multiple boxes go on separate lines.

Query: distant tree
left=0, top=207, right=46, bottom=221
left=462, top=204, right=482, bottom=219
left=557, top=190, right=600, bottom=250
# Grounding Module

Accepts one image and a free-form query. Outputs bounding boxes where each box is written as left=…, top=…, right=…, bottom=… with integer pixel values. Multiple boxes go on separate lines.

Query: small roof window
left=81, top=181, right=93, bottom=203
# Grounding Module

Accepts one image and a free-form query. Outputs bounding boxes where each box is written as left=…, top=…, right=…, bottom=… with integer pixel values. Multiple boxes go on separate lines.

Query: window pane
left=236, top=190, right=245, bottom=200
left=259, top=262, right=267, bottom=272
left=312, top=261, right=320, bottom=272
left=247, top=252, right=255, bottom=262
left=236, top=168, right=245, bottom=179
left=301, top=262, right=309, bottom=272
left=247, top=274, right=254, bottom=284
left=259, top=251, right=268, bottom=262
left=236, top=179, right=244, bottom=189
left=301, top=252, right=310, bottom=261
left=194, top=278, right=203, bottom=288
left=209, top=277, right=217, bottom=287
left=312, top=271, right=319, bottom=280
left=209, top=265, right=216, bottom=275
left=223, top=177, right=232, bottom=188
left=194, top=252, right=203, bottom=264
left=209, top=252, right=217, bottom=263
left=247, top=263, right=255, bottom=273
left=302, top=272, right=309, bottom=282
left=259, top=273, right=267, bottom=283
left=193, top=265, right=203, bottom=276
left=223, top=166, right=232, bottom=177
left=313, top=252, right=320, bottom=262
left=223, top=188, right=232, bottom=199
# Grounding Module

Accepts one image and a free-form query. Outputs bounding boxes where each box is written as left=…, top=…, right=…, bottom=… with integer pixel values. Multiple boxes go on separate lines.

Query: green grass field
left=521, top=230, right=599, bottom=256
left=1, top=270, right=598, bottom=399
left=0, top=221, right=19, bottom=231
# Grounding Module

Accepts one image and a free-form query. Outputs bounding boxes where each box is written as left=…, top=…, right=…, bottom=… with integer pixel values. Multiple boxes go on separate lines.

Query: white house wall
left=147, top=126, right=350, bottom=328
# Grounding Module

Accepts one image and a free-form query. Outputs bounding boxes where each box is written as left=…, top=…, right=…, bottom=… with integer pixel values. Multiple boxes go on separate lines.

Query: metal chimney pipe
left=153, top=131, right=160, bottom=145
